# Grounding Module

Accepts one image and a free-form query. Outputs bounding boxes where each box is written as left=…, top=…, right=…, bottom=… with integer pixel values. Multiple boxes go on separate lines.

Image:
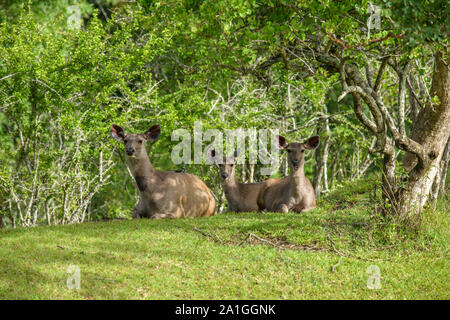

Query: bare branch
left=374, top=58, right=388, bottom=93
left=397, top=61, right=411, bottom=137
left=406, top=75, right=424, bottom=110
left=328, top=32, right=404, bottom=50
left=365, top=63, right=374, bottom=89
left=339, top=85, right=426, bottom=161
left=351, top=93, right=377, bottom=134
left=0, top=72, right=20, bottom=82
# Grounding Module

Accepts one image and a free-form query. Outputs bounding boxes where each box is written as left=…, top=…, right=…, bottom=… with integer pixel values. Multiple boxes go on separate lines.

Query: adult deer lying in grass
left=111, top=124, right=215, bottom=219
left=209, top=149, right=264, bottom=212
left=257, top=135, right=320, bottom=213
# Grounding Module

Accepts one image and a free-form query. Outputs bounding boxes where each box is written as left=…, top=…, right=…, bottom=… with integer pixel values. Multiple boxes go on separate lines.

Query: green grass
left=0, top=177, right=449, bottom=299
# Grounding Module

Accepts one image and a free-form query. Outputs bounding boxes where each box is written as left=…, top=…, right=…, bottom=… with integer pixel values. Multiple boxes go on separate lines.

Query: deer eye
left=301, top=150, right=305, bottom=153
left=124, top=139, right=128, bottom=143
left=138, top=140, right=143, bottom=144
left=287, top=149, right=291, bottom=153
left=230, top=164, right=234, bottom=167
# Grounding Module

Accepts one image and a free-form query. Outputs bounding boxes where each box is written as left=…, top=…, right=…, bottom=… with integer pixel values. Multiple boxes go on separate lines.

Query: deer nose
left=292, top=159, right=299, bottom=166
left=126, top=148, right=135, bottom=156
left=221, top=172, right=228, bottom=179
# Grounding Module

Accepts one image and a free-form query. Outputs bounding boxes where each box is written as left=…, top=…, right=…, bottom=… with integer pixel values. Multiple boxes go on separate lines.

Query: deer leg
left=151, top=212, right=174, bottom=219
left=278, top=204, right=289, bottom=213
left=133, top=200, right=145, bottom=218
left=301, top=206, right=315, bottom=213
left=132, top=207, right=141, bottom=219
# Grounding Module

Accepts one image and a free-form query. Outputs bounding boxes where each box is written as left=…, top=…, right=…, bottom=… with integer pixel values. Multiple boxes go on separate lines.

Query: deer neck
left=222, top=174, right=240, bottom=198
left=289, top=164, right=306, bottom=192
left=127, top=151, right=159, bottom=183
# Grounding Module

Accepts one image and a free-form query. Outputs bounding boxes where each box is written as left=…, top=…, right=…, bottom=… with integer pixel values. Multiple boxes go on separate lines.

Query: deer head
left=276, top=135, right=320, bottom=171
left=110, top=124, right=161, bottom=158
left=209, top=149, right=239, bottom=181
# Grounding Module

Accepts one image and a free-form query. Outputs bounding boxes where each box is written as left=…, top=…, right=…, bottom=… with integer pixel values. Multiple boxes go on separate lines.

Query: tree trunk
left=329, top=142, right=343, bottom=188
left=313, top=107, right=330, bottom=198
left=431, top=137, right=449, bottom=201
left=241, top=163, right=247, bottom=183
left=329, top=157, right=338, bottom=188
left=313, top=143, right=324, bottom=198
left=438, top=140, right=449, bottom=193
left=408, top=74, right=419, bottom=123
left=381, top=144, right=397, bottom=215
left=249, top=163, right=255, bottom=183
left=398, top=51, right=450, bottom=222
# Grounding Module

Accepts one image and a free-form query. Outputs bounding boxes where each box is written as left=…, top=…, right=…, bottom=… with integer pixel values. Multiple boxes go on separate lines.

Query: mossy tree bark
left=397, top=51, right=450, bottom=223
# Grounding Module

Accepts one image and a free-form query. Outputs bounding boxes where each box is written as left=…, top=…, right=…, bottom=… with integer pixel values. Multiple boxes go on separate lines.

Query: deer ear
left=111, top=125, right=125, bottom=142
left=234, top=148, right=240, bottom=158
left=276, top=135, right=288, bottom=149
left=207, top=149, right=217, bottom=164
left=305, top=135, right=320, bottom=150
left=144, top=124, right=161, bottom=142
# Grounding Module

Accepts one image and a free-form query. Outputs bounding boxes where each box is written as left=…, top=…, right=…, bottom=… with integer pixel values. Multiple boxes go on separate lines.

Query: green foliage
left=0, top=4, right=174, bottom=224
left=377, top=0, right=449, bottom=46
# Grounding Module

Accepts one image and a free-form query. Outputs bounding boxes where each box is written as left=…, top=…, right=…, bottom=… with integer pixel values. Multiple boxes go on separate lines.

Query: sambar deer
left=257, top=135, right=320, bottom=213
left=209, top=149, right=264, bottom=212
left=111, top=124, right=215, bottom=219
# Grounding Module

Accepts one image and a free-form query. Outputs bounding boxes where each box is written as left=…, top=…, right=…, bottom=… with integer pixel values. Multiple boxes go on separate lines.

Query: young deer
left=257, top=135, right=320, bottom=213
left=111, top=124, right=215, bottom=219
left=209, top=149, right=264, bottom=212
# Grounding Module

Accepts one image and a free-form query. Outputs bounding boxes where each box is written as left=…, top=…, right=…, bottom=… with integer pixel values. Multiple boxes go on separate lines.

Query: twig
left=328, top=32, right=403, bottom=50
left=331, top=258, right=341, bottom=273
left=248, top=233, right=285, bottom=250
left=192, top=227, right=224, bottom=244
left=0, top=72, right=20, bottom=82
left=406, top=76, right=424, bottom=109
left=327, top=235, right=351, bottom=258
left=237, top=233, right=250, bottom=247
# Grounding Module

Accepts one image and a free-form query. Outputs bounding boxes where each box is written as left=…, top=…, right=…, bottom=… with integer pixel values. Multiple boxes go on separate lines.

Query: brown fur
left=257, top=135, right=319, bottom=213
left=210, top=150, right=264, bottom=212
left=111, top=124, right=215, bottom=219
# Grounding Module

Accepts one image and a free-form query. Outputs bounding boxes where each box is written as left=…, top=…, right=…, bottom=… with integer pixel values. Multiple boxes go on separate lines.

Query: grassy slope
left=0, top=177, right=448, bottom=299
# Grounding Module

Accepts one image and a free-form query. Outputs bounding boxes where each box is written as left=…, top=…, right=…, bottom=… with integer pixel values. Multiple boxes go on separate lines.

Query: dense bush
left=0, top=0, right=447, bottom=227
